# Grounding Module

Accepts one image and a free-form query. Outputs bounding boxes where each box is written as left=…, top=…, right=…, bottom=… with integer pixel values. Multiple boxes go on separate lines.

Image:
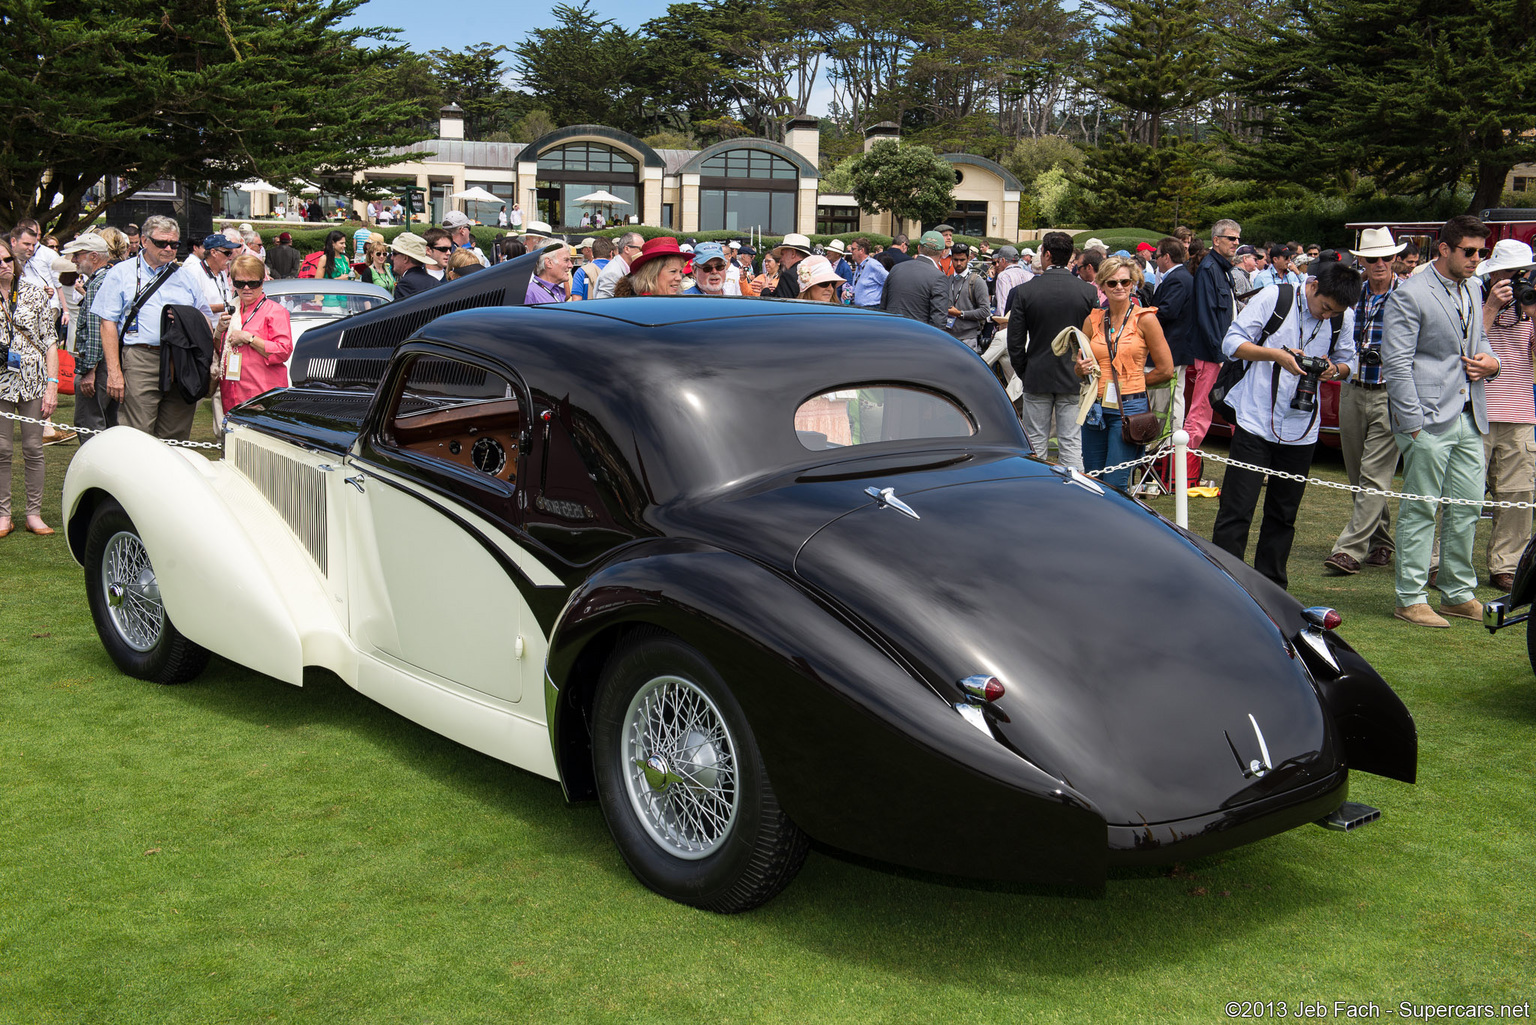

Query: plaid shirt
left=1354, top=278, right=1397, bottom=385
left=76, top=265, right=111, bottom=373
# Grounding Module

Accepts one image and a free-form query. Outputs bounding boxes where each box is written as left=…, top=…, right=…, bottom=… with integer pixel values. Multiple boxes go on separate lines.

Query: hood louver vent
left=228, top=435, right=329, bottom=576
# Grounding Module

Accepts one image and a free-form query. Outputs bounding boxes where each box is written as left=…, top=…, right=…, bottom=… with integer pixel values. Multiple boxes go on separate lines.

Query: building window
left=537, top=143, right=638, bottom=175
left=662, top=203, right=674, bottom=228
left=701, top=189, right=795, bottom=234
left=1514, top=176, right=1532, bottom=193
left=932, top=201, right=988, bottom=237
left=817, top=205, right=860, bottom=236
left=700, top=149, right=798, bottom=180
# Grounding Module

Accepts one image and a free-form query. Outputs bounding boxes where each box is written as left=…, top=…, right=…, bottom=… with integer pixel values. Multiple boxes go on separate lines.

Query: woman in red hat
left=614, top=237, right=688, bottom=297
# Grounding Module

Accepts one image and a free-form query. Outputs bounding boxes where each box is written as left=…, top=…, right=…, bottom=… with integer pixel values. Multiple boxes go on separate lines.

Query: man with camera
left=1383, top=214, right=1502, bottom=628
left=1324, top=227, right=1405, bottom=576
left=1473, top=240, right=1536, bottom=593
left=1211, top=262, right=1361, bottom=589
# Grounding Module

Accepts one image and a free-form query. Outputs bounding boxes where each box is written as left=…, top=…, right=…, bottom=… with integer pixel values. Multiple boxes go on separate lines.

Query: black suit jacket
left=1006, top=267, right=1100, bottom=394
left=880, top=255, right=946, bottom=327
left=393, top=266, right=441, bottom=301
left=1152, top=264, right=1197, bottom=366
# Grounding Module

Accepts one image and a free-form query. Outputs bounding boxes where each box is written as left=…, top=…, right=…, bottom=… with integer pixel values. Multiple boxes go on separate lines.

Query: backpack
left=1207, top=284, right=1344, bottom=418
left=298, top=251, right=325, bottom=279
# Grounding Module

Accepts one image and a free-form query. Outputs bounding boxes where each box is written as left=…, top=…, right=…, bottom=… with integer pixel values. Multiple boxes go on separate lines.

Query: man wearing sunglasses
left=1382, top=214, right=1502, bottom=627
left=1325, top=227, right=1407, bottom=579
left=91, top=215, right=212, bottom=440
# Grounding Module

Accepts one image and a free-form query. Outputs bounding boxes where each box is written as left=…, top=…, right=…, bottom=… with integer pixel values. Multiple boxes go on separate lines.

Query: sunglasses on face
left=430, top=245, right=453, bottom=253
left=1361, top=256, right=1390, bottom=265
left=233, top=279, right=263, bottom=289
left=1216, top=234, right=1241, bottom=243
left=0, top=256, right=12, bottom=264
left=1105, top=279, right=1134, bottom=288
left=699, top=261, right=728, bottom=272
left=1452, top=246, right=1492, bottom=259
left=146, top=236, right=179, bottom=249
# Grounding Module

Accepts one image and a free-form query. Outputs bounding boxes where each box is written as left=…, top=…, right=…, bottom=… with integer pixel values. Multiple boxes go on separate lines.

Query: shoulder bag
left=1104, top=308, right=1163, bottom=445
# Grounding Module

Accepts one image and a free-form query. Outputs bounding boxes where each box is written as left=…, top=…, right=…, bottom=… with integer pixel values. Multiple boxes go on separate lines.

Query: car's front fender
left=545, top=538, right=1110, bottom=888
left=64, top=427, right=306, bottom=686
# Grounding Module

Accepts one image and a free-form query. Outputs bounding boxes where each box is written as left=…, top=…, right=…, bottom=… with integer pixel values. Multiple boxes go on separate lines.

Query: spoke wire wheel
left=101, top=530, right=165, bottom=653
left=620, top=674, right=740, bottom=859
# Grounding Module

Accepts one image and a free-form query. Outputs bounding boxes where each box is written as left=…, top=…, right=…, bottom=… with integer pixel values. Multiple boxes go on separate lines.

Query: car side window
left=794, top=385, right=974, bottom=450
left=384, top=355, right=521, bottom=484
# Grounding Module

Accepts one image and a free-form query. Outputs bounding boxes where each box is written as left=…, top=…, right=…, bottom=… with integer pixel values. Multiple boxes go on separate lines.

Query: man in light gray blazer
left=1382, top=214, right=1503, bottom=628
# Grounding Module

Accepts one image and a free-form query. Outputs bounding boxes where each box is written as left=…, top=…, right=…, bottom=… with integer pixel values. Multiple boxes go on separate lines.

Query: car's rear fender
left=63, top=427, right=307, bottom=686
left=546, top=538, right=1110, bottom=888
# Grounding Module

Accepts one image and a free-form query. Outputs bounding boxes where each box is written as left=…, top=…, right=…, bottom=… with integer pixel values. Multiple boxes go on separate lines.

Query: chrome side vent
left=306, top=357, right=337, bottom=381
left=228, top=435, right=328, bottom=575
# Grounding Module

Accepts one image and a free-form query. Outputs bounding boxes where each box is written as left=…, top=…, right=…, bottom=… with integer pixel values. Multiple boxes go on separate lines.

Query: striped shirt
left=1353, top=279, right=1396, bottom=385
left=1483, top=306, right=1535, bottom=424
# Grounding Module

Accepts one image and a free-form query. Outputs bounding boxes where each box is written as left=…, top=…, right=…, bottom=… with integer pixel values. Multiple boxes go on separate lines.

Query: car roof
left=409, top=298, right=1028, bottom=500
left=264, top=278, right=393, bottom=300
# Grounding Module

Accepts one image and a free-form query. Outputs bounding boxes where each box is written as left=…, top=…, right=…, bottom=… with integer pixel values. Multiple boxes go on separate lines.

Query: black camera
left=1290, top=352, right=1331, bottom=413
left=1360, top=347, right=1383, bottom=368
left=1513, top=271, right=1536, bottom=309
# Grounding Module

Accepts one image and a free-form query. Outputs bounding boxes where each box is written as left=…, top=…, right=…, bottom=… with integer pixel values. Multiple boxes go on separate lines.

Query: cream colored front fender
left=63, top=427, right=306, bottom=686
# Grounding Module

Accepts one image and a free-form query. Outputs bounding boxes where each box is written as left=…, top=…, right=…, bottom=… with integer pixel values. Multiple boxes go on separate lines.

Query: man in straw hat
left=769, top=233, right=814, bottom=299
left=389, top=232, right=440, bottom=301
left=1382, top=215, right=1502, bottom=627
left=1324, top=226, right=1407, bottom=577
left=1474, top=238, right=1536, bottom=591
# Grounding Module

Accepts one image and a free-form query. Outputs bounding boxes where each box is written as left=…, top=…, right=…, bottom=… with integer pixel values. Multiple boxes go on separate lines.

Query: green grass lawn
left=2, top=403, right=1532, bottom=1023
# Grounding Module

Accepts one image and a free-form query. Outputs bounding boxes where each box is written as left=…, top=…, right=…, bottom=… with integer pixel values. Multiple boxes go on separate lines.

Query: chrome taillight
left=959, top=674, right=1005, bottom=702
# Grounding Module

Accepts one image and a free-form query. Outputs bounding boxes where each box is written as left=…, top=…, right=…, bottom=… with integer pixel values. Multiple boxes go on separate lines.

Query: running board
left=1317, top=801, right=1381, bottom=832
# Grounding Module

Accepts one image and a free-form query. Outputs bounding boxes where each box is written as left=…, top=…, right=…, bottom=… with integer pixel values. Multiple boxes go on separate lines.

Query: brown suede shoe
left=1365, top=546, right=1392, bottom=567
left=1323, top=552, right=1360, bottom=576
left=1394, top=603, right=1449, bottom=628
left=1491, top=573, right=1516, bottom=593
left=1440, top=598, right=1483, bottom=621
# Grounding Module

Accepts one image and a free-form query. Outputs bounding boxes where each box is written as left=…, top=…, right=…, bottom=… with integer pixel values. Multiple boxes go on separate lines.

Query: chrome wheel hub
left=101, top=531, right=164, bottom=653
left=621, top=675, right=739, bottom=859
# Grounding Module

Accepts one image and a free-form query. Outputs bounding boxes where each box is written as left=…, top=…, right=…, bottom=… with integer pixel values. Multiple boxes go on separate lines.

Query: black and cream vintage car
left=62, top=253, right=1418, bottom=912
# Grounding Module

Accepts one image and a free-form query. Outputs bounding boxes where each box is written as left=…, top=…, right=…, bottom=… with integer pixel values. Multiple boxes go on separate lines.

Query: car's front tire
left=84, top=499, right=209, bottom=684
left=592, top=630, right=808, bottom=912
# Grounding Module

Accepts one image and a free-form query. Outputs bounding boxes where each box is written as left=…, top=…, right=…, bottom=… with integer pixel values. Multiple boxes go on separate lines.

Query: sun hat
left=692, top=241, right=728, bottom=268
left=825, top=239, right=847, bottom=254
left=61, top=234, right=109, bottom=257
left=918, top=230, right=945, bottom=250
left=389, top=232, right=430, bottom=263
left=1349, top=227, right=1406, bottom=259
left=368, top=232, right=386, bottom=246
left=524, top=220, right=553, bottom=237
left=627, top=236, right=686, bottom=274
left=796, top=255, right=845, bottom=291
left=772, top=232, right=813, bottom=256
left=442, top=210, right=473, bottom=229
left=1476, top=239, right=1536, bottom=277
left=51, top=257, right=77, bottom=276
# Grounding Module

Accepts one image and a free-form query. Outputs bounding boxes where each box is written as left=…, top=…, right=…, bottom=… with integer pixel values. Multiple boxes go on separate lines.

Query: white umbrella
left=574, top=189, right=629, bottom=206
left=299, top=184, right=321, bottom=195
left=451, top=186, right=503, bottom=204
left=238, top=180, right=280, bottom=194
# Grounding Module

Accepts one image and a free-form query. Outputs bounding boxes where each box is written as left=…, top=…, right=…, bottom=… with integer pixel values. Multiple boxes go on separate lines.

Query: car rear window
left=273, top=292, right=388, bottom=317
left=794, top=386, right=974, bottom=450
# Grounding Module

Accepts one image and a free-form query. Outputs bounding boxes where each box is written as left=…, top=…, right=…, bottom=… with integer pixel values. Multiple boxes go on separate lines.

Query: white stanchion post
left=1173, top=429, right=1190, bottom=528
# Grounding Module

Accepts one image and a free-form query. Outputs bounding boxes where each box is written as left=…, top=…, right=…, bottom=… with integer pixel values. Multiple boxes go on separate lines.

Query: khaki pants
left=1332, top=383, right=1399, bottom=561
left=0, top=396, right=45, bottom=519
left=1483, top=421, right=1536, bottom=576
left=121, top=344, right=197, bottom=441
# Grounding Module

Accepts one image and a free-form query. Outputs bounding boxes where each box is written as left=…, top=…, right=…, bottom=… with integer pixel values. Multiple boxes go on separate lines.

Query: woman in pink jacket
left=219, top=254, right=293, bottom=409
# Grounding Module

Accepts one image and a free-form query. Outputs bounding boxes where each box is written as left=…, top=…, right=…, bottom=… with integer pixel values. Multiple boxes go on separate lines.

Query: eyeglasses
left=146, top=236, right=179, bottom=249
left=1452, top=246, right=1492, bottom=259
left=232, top=279, right=264, bottom=289
left=698, top=261, right=729, bottom=272
left=1216, top=234, right=1241, bottom=243
left=1105, top=279, right=1134, bottom=288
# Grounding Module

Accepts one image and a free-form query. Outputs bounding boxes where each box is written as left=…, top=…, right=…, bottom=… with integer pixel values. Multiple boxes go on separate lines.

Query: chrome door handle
left=345, top=475, right=365, bottom=493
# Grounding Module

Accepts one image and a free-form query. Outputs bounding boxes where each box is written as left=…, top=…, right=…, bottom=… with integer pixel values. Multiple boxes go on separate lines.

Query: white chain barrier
left=0, top=407, right=222, bottom=450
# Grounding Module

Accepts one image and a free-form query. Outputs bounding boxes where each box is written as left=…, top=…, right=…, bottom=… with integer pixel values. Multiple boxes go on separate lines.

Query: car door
left=343, top=349, right=558, bottom=706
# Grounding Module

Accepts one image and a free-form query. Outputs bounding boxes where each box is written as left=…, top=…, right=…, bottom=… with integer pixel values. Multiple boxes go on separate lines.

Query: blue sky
left=343, top=0, right=833, bottom=114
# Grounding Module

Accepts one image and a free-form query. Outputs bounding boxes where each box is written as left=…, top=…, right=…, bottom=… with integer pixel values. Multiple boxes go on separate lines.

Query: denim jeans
left=1081, top=391, right=1150, bottom=489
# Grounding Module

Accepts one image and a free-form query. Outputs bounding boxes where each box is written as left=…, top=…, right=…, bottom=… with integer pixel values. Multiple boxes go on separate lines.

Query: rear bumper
left=1106, top=770, right=1347, bottom=866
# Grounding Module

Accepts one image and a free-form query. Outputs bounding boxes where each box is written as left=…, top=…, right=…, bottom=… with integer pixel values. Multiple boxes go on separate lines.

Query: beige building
left=244, top=107, right=1028, bottom=241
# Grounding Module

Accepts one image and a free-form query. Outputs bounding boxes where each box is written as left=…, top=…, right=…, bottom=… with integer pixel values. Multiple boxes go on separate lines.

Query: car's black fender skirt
left=546, top=538, right=1112, bottom=889
left=1506, top=535, right=1536, bottom=612
left=1180, top=528, right=1417, bottom=785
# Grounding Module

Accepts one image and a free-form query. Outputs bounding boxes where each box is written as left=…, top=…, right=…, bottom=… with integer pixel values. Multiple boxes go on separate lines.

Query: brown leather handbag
left=1104, top=310, right=1162, bottom=445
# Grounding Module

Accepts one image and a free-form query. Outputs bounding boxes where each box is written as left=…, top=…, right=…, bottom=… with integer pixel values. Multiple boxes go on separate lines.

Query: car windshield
left=794, top=385, right=974, bottom=450
left=272, top=291, right=388, bottom=317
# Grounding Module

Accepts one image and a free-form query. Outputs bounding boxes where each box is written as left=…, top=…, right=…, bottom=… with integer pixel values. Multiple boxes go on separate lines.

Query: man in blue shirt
left=1252, top=245, right=1304, bottom=289
left=845, top=238, right=888, bottom=308
left=1211, top=263, right=1361, bottom=588
left=570, top=238, right=609, bottom=300
left=91, top=214, right=213, bottom=440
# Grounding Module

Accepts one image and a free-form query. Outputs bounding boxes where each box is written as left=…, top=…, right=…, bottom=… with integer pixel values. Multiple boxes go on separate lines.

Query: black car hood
left=792, top=473, right=1337, bottom=826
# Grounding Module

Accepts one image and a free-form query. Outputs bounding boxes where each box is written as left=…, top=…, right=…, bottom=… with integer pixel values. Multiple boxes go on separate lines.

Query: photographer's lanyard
left=203, top=260, right=231, bottom=309
left=1, top=290, right=14, bottom=357
left=1270, top=305, right=1326, bottom=444
left=1436, top=273, right=1473, bottom=356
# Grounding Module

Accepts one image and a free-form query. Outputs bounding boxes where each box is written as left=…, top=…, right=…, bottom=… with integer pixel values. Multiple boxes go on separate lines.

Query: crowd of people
left=4, top=207, right=1533, bottom=629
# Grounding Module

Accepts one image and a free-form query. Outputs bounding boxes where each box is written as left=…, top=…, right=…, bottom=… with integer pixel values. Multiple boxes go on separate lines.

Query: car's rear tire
left=84, top=500, right=210, bottom=684
left=592, top=629, right=808, bottom=912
